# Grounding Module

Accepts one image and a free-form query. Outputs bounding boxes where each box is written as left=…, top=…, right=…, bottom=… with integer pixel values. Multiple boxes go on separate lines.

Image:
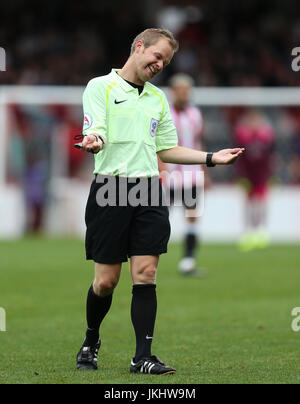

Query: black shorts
left=85, top=175, right=171, bottom=264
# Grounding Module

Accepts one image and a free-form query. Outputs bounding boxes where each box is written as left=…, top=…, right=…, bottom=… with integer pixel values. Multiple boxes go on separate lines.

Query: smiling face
left=133, top=38, right=174, bottom=84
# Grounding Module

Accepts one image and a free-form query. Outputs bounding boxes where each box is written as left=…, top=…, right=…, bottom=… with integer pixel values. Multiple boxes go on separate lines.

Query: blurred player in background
left=286, top=107, right=300, bottom=184
left=234, top=108, right=275, bottom=251
left=159, top=73, right=211, bottom=276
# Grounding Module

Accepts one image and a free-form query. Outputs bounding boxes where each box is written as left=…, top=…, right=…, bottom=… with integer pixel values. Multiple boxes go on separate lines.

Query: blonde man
left=76, top=28, right=244, bottom=375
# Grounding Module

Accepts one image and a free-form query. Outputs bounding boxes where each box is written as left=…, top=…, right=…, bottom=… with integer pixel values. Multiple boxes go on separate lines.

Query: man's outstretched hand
left=212, top=148, right=245, bottom=165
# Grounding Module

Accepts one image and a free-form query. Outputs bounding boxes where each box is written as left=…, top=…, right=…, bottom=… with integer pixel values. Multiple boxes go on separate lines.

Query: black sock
left=83, top=285, right=113, bottom=347
left=131, top=284, right=157, bottom=362
left=184, top=233, right=198, bottom=257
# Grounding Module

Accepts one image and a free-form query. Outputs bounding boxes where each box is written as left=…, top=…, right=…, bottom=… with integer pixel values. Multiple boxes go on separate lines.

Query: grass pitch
left=0, top=237, right=299, bottom=384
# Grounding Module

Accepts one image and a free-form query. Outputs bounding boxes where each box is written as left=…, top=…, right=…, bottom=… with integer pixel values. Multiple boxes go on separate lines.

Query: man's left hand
left=212, top=148, right=245, bottom=165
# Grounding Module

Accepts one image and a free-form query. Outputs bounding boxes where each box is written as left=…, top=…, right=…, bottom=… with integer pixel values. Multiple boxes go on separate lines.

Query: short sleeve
left=82, top=78, right=107, bottom=141
left=155, top=92, right=178, bottom=152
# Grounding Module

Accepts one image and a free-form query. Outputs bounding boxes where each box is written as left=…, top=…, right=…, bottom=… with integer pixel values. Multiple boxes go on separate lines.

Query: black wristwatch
left=206, top=152, right=216, bottom=167
left=93, top=134, right=106, bottom=145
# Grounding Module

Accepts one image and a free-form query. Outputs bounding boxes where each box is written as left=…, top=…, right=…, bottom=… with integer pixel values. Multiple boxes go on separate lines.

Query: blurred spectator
left=233, top=108, right=275, bottom=251
left=24, top=154, right=48, bottom=233
left=286, top=107, right=300, bottom=183
left=159, top=73, right=211, bottom=276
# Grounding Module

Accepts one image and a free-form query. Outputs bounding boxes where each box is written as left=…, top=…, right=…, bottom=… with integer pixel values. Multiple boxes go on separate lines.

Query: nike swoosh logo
left=114, top=99, right=127, bottom=104
left=146, top=335, right=153, bottom=340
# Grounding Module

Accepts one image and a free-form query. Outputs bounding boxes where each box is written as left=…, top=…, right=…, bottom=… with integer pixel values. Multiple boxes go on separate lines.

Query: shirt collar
left=111, top=69, right=151, bottom=95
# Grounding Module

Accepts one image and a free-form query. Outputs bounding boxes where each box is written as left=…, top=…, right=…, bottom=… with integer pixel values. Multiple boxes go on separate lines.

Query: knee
left=136, top=263, right=157, bottom=284
left=93, top=277, right=118, bottom=296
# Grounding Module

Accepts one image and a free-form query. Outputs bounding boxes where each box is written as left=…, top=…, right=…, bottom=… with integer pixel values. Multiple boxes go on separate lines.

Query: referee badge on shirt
left=83, top=113, right=93, bottom=130
left=150, top=118, right=159, bottom=137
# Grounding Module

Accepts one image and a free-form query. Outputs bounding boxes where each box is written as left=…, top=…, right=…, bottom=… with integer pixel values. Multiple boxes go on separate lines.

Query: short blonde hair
left=130, top=28, right=179, bottom=55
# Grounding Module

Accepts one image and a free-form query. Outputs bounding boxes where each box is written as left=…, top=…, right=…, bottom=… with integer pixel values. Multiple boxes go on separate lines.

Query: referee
left=76, top=28, right=244, bottom=375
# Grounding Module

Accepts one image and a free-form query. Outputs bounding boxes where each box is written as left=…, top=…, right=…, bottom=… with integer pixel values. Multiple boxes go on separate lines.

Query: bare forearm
left=158, top=146, right=207, bottom=165
left=158, top=146, right=245, bottom=166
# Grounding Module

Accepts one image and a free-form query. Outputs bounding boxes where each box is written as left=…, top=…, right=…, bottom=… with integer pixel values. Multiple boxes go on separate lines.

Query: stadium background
left=1, top=0, right=300, bottom=385
left=1, top=0, right=300, bottom=241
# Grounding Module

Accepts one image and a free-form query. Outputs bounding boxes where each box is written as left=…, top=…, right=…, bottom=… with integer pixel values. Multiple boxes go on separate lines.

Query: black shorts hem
left=128, top=248, right=168, bottom=258
left=86, top=254, right=128, bottom=264
left=86, top=249, right=168, bottom=263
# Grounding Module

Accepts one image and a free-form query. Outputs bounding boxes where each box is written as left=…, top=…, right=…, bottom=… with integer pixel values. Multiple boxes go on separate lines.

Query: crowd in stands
left=1, top=0, right=300, bottom=87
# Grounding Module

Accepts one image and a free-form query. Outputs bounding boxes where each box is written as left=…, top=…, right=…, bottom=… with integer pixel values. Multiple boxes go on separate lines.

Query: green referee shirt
left=82, top=69, right=178, bottom=177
